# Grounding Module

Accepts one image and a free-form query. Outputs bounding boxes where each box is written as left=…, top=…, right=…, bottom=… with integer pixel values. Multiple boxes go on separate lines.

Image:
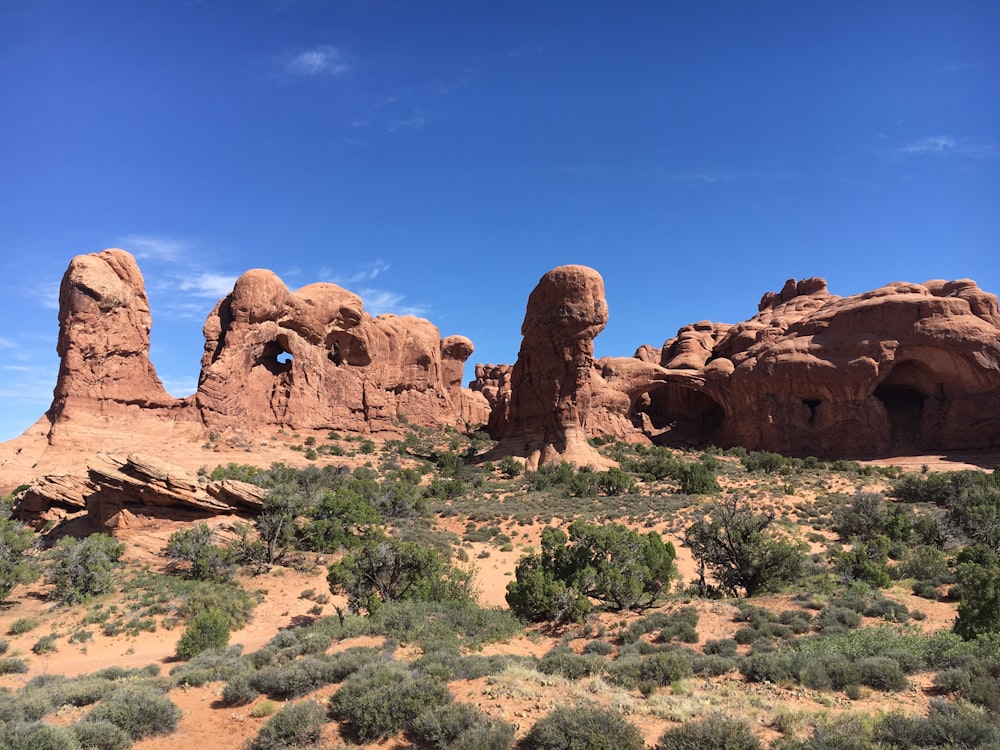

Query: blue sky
left=1, top=1, right=997, bottom=441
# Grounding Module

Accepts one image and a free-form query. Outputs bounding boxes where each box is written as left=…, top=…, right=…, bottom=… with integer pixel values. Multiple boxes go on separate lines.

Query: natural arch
left=256, top=337, right=294, bottom=375
left=629, top=382, right=724, bottom=447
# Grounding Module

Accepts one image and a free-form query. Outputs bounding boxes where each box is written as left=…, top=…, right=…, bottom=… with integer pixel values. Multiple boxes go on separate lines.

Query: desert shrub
left=251, top=655, right=341, bottom=699
left=862, top=596, right=909, bottom=623
left=581, top=639, right=615, bottom=656
left=897, top=544, right=951, bottom=583
left=741, top=451, right=790, bottom=474
left=221, top=671, right=259, bottom=706
left=8, top=616, right=40, bottom=635
left=70, top=720, right=131, bottom=750
left=86, top=684, right=181, bottom=740
left=410, top=702, right=515, bottom=750
left=778, top=609, right=814, bottom=634
left=0, top=657, right=29, bottom=675
left=857, top=656, right=907, bottom=691
left=953, top=544, right=1000, bottom=639
left=597, top=467, right=634, bottom=496
left=638, top=650, right=693, bottom=686
left=685, top=496, right=804, bottom=597
left=677, top=463, right=720, bottom=495
left=872, top=698, right=1000, bottom=749
left=506, top=521, right=676, bottom=622
left=169, top=644, right=246, bottom=686
left=165, top=523, right=235, bottom=582
left=0, top=691, right=53, bottom=723
left=31, top=633, right=57, bottom=654
left=692, top=653, right=739, bottom=676
left=327, top=532, right=473, bottom=614
left=0, top=722, right=81, bottom=750
left=46, top=534, right=125, bottom=604
left=656, top=712, right=761, bottom=750
left=53, top=678, right=116, bottom=707
left=831, top=539, right=891, bottom=588
left=521, top=705, right=644, bottom=750
left=0, top=515, right=37, bottom=603
left=538, top=648, right=605, bottom=680
left=327, top=662, right=452, bottom=742
left=815, top=605, right=862, bottom=633
left=658, top=606, right=700, bottom=642
left=832, top=491, right=913, bottom=543
left=175, top=606, right=230, bottom=660
left=498, top=455, right=523, bottom=479
left=246, top=699, right=327, bottom=750
left=703, top=637, right=738, bottom=656
left=932, top=667, right=972, bottom=694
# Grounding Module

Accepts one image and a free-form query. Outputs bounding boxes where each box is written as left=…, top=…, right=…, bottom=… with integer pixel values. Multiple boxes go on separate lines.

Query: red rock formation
left=48, top=249, right=194, bottom=441
left=196, top=269, right=475, bottom=435
left=14, top=453, right=265, bottom=531
left=488, top=265, right=613, bottom=469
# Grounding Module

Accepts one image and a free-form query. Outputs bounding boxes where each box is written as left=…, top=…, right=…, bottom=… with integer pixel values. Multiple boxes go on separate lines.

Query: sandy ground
left=0, top=427, right=989, bottom=748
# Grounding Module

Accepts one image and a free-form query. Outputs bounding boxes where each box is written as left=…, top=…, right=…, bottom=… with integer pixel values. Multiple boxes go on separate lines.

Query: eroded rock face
left=489, top=265, right=613, bottom=469
left=473, top=274, right=1000, bottom=462
left=197, top=270, right=474, bottom=435
left=49, top=250, right=189, bottom=435
left=14, top=453, right=265, bottom=530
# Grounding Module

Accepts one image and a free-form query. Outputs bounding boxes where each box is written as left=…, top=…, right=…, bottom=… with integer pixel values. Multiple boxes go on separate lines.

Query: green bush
left=328, top=533, right=473, bottom=614
left=656, top=713, right=761, bottom=750
left=70, top=720, right=132, bottom=750
left=175, top=606, right=230, bottom=660
left=165, top=523, right=235, bottom=582
left=677, top=463, right=720, bottom=495
left=8, top=616, right=40, bottom=635
left=538, top=648, right=605, bottom=680
left=246, top=699, right=327, bottom=750
left=507, top=521, right=676, bottom=622
left=0, top=657, right=29, bottom=675
left=327, top=662, right=451, bottom=742
left=0, top=722, right=81, bottom=750
left=410, top=702, right=515, bottom=750
left=521, top=705, right=644, bottom=750
left=953, top=544, right=1000, bottom=639
left=33, top=633, right=58, bottom=654
left=46, top=534, right=125, bottom=604
left=0, top=515, right=37, bottom=603
left=86, top=684, right=181, bottom=740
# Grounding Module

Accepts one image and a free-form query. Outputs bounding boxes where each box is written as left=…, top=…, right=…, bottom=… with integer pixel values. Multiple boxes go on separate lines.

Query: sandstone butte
left=2, top=248, right=1000, bottom=508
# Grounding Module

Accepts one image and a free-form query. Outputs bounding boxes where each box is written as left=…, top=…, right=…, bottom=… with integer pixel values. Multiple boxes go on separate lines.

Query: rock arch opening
left=630, top=382, right=724, bottom=447
left=257, top=337, right=294, bottom=375
left=874, top=360, right=934, bottom=450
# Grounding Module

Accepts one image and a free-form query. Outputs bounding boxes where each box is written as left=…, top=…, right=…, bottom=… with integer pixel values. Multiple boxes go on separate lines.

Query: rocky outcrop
left=472, top=274, right=1000, bottom=463
left=488, top=265, right=613, bottom=469
left=38, top=250, right=483, bottom=450
left=196, top=270, right=475, bottom=435
left=48, top=250, right=194, bottom=440
left=15, top=453, right=266, bottom=530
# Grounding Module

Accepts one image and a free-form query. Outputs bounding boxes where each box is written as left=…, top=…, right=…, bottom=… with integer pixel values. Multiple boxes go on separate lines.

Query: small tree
left=506, top=521, right=676, bottom=622
left=685, top=496, right=804, bottom=597
left=0, top=516, right=36, bottom=603
left=953, top=544, right=1000, bottom=640
left=327, top=533, right=473, bottom=614
left=46, top=534, right=125, bottom=604
left=175, top=606, right=230, bottom=660
left=165, top=523, right=235, bottom=581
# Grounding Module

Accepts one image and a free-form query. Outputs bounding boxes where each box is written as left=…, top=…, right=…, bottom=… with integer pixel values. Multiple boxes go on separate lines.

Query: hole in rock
left=257, top=339, right=294, bottom=375
left=874, top=361, right=932, bottom=449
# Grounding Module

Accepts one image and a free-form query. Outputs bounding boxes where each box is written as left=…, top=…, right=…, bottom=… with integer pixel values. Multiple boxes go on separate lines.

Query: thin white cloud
left=899, top=136, right=998, bottom=160
left=120, top=234, right=188, bottom=262
left=359, top=288, right=429, bottom=318
left=178, top=272, right=240, bottom=299
left=0, top=336, right=14, bottom=349
left=324, top=261, right=391, bottom=286
left=39, top=280, right=61, bottom=310
left=284, top=45, right=351, bottom=77
left=386, top=113, right=427, bottom=132
left=159, top=374, right=199, bottom=398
